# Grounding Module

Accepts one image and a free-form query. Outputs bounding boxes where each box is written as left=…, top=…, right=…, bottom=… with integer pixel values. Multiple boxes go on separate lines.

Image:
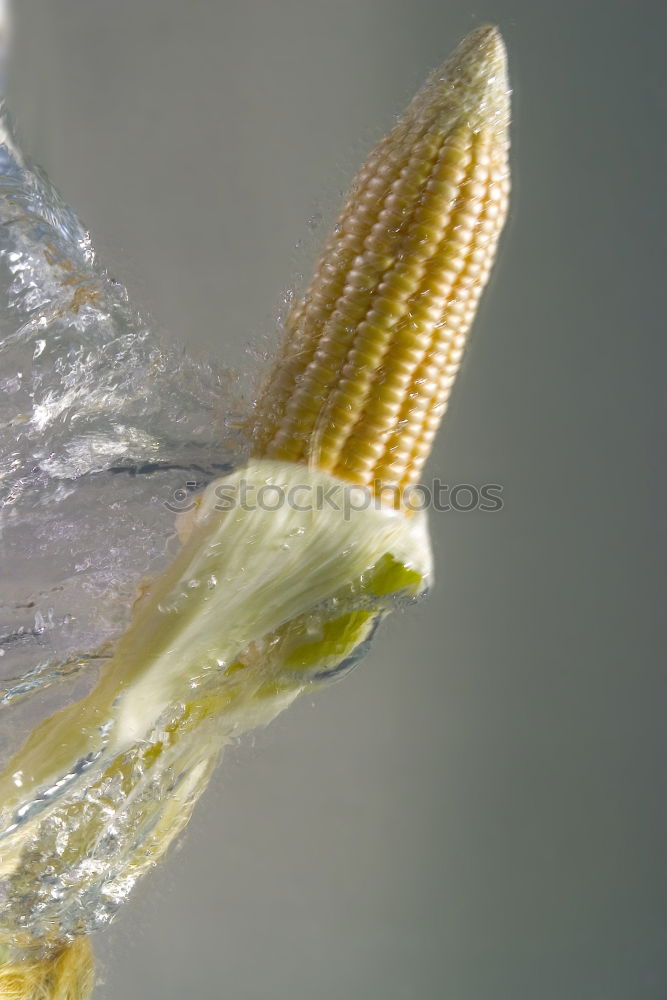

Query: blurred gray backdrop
left=7, top=1, right=667, bottom=998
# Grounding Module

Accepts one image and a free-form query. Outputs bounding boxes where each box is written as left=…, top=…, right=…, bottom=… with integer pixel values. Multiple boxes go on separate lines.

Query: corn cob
left=0, top=25, right=510, bottom=998
left=252, top=25, right=510, bottom=499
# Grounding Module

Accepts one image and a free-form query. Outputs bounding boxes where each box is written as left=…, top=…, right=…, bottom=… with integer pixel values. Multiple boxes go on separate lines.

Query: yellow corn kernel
left=251, top=25, right=510, bottom=498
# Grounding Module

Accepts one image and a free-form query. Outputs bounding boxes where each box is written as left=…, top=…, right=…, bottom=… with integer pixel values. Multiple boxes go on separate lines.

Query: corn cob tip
left=410, top=25, right=509, bottom=138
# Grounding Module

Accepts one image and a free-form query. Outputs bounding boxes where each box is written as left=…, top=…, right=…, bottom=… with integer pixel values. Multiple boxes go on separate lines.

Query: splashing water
left=0, top=101, right=258, bottom=951
left=0, top=103, right=249, bottom=732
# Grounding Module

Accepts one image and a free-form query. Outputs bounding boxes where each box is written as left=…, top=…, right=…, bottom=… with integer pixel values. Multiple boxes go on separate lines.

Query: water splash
left=0, top=102, right=249, bottom=744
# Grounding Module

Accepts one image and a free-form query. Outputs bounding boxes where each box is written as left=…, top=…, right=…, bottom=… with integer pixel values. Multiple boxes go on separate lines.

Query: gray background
left=7, top=1, right=667, bottom=997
